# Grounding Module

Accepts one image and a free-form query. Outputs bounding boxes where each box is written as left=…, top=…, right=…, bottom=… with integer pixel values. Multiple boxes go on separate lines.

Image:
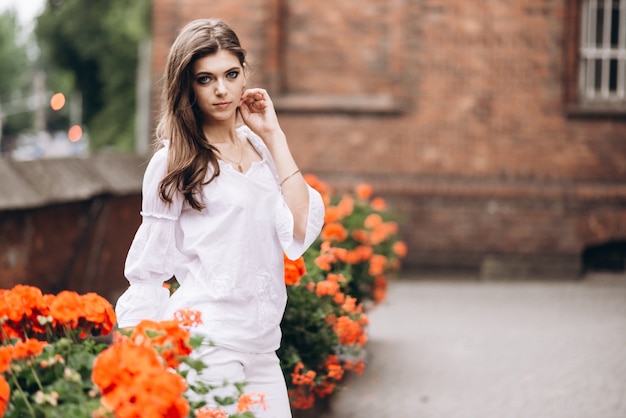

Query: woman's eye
left=197, top=76, right=211, bottom=84
left=226, top=71, right=239, bottom=79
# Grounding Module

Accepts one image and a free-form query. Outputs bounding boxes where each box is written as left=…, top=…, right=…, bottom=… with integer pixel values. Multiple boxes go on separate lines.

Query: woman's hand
left=239, top=88, right=283, bottom=142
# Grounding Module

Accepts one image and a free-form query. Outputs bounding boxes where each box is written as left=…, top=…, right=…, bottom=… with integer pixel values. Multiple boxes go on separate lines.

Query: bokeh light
left=50, top=93, right=66, bottom=111
left=68, top=125, right=83, bottom=142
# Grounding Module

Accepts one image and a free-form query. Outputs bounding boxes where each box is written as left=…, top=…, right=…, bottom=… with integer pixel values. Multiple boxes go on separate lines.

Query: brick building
left=2, top=0, right=625, bottom=296
left=150, top=0, right=626, bottom=277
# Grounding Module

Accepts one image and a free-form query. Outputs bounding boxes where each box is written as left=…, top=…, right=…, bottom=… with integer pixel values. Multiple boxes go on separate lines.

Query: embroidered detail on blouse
left=254, top=268, right=280, bottom=331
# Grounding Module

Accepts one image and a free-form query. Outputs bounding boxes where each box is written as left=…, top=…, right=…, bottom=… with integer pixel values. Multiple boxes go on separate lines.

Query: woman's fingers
left=241, top=89, right=271, bottom=111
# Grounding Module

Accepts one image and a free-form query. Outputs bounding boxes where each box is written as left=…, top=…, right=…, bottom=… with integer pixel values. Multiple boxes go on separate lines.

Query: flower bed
left=0, top=288, right=264, bottom=417
left=0, top=178, right=405, bottom=417
left=280, top=177, right=406, bottom=412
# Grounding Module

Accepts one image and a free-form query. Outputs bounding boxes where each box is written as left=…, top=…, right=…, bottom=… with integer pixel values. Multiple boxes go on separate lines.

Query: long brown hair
left=155, top=18, right=247, bottom=210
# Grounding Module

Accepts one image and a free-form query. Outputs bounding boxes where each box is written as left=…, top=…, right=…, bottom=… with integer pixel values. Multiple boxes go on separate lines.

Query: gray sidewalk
left=319, top=274, right=626, bottom=418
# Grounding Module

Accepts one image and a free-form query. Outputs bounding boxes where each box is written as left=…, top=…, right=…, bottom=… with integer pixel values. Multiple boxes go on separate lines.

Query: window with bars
left=579, top=0, right=626, bottom=104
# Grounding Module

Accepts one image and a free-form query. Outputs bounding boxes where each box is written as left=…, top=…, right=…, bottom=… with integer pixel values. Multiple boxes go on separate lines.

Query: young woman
left=115, top=18, right=324, bottom=417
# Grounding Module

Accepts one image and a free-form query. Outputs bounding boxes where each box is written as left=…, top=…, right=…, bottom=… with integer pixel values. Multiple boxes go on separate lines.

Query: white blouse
left=115, top=125, right=324, bottom=352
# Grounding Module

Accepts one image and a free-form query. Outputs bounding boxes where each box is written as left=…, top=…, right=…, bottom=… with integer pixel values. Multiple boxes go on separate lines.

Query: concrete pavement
left=318, top=274, right=626, bottom=418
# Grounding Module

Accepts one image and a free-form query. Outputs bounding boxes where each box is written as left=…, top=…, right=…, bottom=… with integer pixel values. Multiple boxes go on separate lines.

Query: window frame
left=566, top=0, right=626, bottom=117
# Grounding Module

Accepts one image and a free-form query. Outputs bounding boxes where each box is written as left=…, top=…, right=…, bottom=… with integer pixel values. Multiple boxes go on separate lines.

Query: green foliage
left=279, top=277, right=339, bottom=374
left=0, top=11, right=29, bottom=101
left=4, top=339, right=106, bottom=418
left=0, top=10, right=34, bottom=136
left=35, top=0, right=151, bottom=152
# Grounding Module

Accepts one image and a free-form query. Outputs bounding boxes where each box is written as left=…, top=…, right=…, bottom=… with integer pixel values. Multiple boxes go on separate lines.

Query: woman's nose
left=214, top=79, right=227, bottom=95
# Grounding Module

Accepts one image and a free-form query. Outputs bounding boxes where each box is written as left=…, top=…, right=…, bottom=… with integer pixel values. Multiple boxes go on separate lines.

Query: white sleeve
left=115, top=147, right=182, bottom=328
left=238, top=125, right=325, bottom=260
left=275, top=185, right=325, bottom=260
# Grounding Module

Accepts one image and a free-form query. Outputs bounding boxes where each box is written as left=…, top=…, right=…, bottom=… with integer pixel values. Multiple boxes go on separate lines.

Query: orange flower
left=331, top=247, right=348, bottom=263
left=369, top=222, right=398, bottom=245
left=392, top=241, right=408, bottom=258
left=314, top=253, right=334, bottom=271
left=326, top=273, right=346, bottom=284
left=360, top=245, right=374, bottom=258
left=321, top=222, right=347, bottom=242
left=237, top=393, right=267, bottom=413
left=12, top=338, right=47, bottom=360
left=92, top=343, right=161, bottom=393
left=0, top=376, right=9, bottom=416
left=325, top=354, right=340, bottom=366
left=110, top=369, right=188, bottom=418
left=0, top=347, right=13, bottom=374
left=291, top=362, right=316, bottom=386
left=48, top=290, right=84, bottom=328
left=364, top=213, right=383, bottom=229
left=10, top=285, right=47, bottom=318
left=371, top=196, right=387, bottom=211
left=333, top=292, right=345, bottom=305
left=314, top=380, right=336, bottom=398
left=344, top=250, right=361, bottom=264
left=314, top=241, right=346, bottom=270
left=195, top=406, right=228, bottom=418
left=368, top=254, right=387, bottom=276
left=0, top=285, right=49, bottom=337
left=345, top=244, right=375, bottom=264
left=289, top=387, right=315, bottom=409
left=323, top=206, right=341, bottom=223
left=80, top=292, right=117, bottom=335
left=292, top=370, right=316, bottom=386
left=355, top=183, right=373, bottom=200
left=130, top=319, right=193, bottom=369
left=173, top=309, right=203, bottom=327
left=92, top=342, right=189, bottom=418
left=333, top=316, right=367, bottom=346
left=374, top=275, right=388, bottom=303
left=315, top=280, right=340, bottom=297
left=336, top=194, right=354, bottom=218
left=304, top=174, right=331, bottom=198
left=284, top=254, right=307, bottom=286
left=344, top=359, right=366, bottom=375
left=351, top=229, right=369, bottom=244
left=340, top=296, right=363, bottom=315
left=327, top=364, right=344, bottom=381
left=354, top=359, right=366, bottom=375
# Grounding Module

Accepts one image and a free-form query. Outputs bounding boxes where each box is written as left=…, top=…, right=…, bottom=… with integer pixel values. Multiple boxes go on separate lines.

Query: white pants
left=186, top=345, right=292, bottom=418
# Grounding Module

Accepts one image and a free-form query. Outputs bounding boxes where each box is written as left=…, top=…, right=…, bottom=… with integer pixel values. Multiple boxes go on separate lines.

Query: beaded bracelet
left=280, top=168, right=301, bottom=187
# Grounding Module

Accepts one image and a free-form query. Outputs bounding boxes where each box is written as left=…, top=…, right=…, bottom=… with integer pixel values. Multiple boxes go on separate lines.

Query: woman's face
left=191, top=50, right=246, bottom=124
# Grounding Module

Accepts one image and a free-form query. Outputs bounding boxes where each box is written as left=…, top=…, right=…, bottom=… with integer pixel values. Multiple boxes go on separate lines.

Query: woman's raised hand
left=239, top=88, right=282, bottom=140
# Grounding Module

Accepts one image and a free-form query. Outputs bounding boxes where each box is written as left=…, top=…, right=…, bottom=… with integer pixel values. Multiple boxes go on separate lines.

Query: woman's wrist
left=261, top=129, right=287, bottom=152
left=280, top=168, right=301, bottom=187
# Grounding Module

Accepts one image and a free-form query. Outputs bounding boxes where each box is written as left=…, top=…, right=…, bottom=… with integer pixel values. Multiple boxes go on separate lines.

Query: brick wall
left=0, top=156, right=146, bottom=299
left=151, top=0, right=626, bottom=277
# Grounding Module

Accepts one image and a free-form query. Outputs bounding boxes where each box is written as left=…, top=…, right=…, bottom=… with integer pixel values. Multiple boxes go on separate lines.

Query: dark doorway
left=582, top=241, right=626, bottom=273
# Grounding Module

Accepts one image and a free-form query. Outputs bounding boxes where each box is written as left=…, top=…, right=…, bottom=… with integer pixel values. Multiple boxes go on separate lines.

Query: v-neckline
left=218, top=136, right=264, bottom=175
